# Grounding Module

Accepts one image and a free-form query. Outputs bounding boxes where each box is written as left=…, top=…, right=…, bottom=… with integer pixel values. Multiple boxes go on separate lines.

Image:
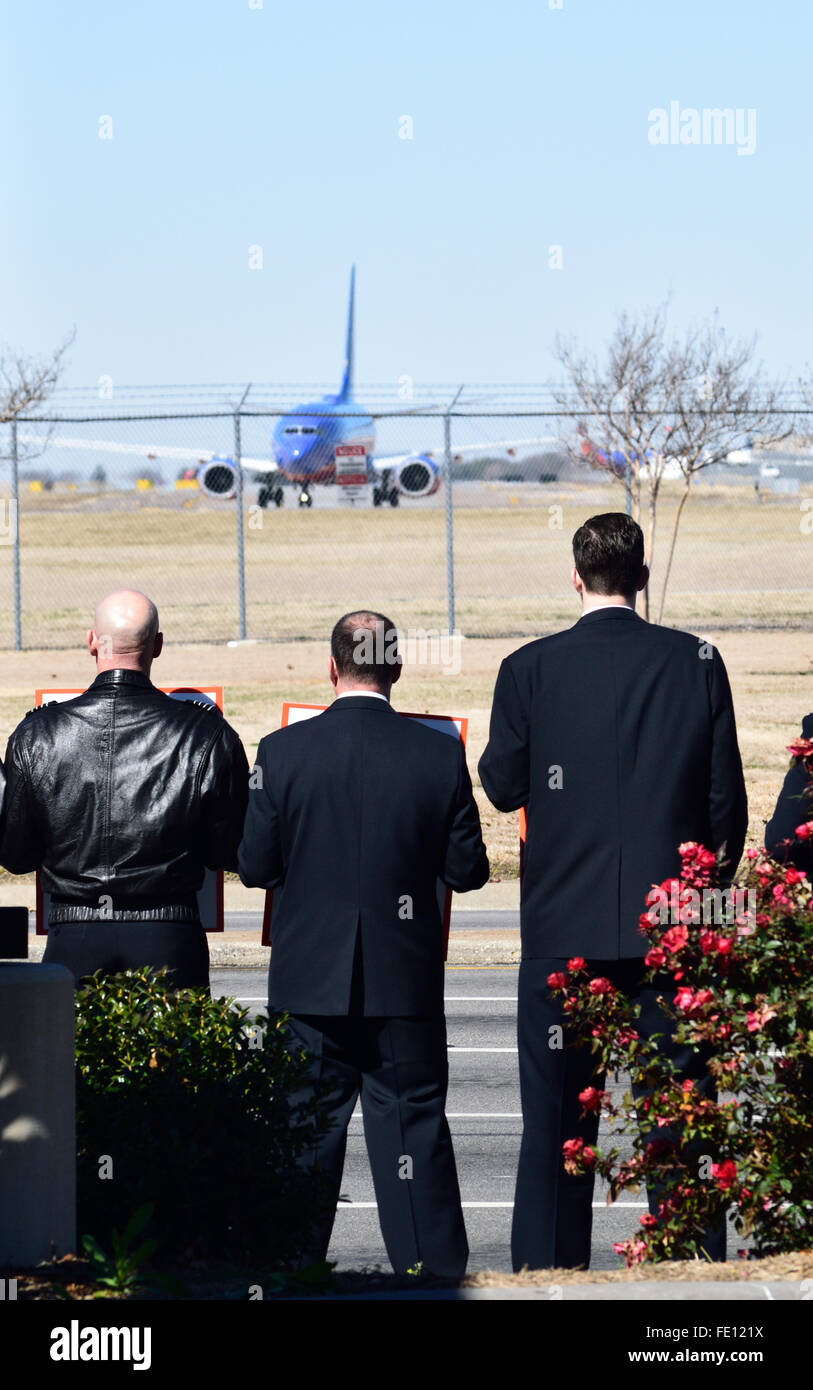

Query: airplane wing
left=371, top=437, right=561, bottom=472
left=368, top=436, right=565, bottom=500
left=16, top=434, right=277, bottom=479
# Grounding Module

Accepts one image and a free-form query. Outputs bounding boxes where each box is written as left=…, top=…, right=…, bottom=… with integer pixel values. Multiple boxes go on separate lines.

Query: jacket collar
left=575, top=607, right=642, bottom=627
left=89, top=669, right=154, bottom=689
left=324, top=694, right=395, bottom=713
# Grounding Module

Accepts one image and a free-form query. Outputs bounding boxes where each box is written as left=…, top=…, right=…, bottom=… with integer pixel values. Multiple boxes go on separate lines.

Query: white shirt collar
left=581, top=601, right=635, bottom=615
left=335, top=690, right=390, bottom=702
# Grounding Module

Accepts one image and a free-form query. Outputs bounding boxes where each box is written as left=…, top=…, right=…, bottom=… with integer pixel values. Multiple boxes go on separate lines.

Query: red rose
left=578, top=1086, right=604, bottom=1112
left=795, top=822, right=813, bottom=840
left=710, top=1159, right=737, bottom=1192
left=661, top=924, right=689, bottom=955
left=674, top=986, right=696, bottom=1013
left=787, top=737, right=813, bottom=760
left=639, top=1213, right=657, bottom=1229
left=567, top=956, right=585, bottom=971
left=588, top=976, right=614, bottom=995
left=746, top=1005, right=777, bottom=1032
left=674, top=986, right=713, bottom=1016
left=562, top=1137, right=587, bottom=1174
left=645, top=946, right=666, bottom=968
left=547, top=971, right=568, bottom=990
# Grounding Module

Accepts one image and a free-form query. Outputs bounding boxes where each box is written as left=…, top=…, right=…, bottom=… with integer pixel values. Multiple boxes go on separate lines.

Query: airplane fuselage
left=271, top=395, right=375, bottom=486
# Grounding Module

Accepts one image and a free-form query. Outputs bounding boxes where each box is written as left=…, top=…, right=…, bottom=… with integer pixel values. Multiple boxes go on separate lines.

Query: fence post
left=443, top=386, right=464, bottom=636
left=10, top=417, right=22, bottom=651
left=233, top=385, right=251, bottom=641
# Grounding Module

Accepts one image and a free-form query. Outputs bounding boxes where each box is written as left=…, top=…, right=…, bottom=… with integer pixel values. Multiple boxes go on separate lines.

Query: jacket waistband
left=48, top=900, right=201, bottom=925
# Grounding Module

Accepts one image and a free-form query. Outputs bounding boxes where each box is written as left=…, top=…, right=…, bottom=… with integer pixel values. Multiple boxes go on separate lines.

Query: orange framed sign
left=260, top=702, right=469, bottom=960
left=34, top=684, right=226, bottom=935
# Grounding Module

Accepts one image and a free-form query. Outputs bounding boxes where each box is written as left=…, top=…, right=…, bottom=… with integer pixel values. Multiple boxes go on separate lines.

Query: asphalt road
left=211, top=964, right=682, bottom=1275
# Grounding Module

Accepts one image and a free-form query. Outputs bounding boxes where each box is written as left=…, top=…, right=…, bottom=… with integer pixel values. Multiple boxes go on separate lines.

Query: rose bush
left=550, top=739, right=813, bottom=1266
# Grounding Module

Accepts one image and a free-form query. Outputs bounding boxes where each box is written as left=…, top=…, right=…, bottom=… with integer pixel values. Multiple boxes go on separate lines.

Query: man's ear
left=390, top=660, right=402, bottom=687
left=328, top=654, right=339, bottom=689
left=87, top=628, right=97, bottom=657
left=637, top=564, right=650, bottom=593
left=152, top=631, right=164, bottom=660
left=571, top=566, right=584, bottom=597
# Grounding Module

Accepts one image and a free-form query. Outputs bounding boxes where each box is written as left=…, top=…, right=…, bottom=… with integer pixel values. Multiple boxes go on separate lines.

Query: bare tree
left=795, top=372, right=813, bottom=450
left=0, top=330, right=75, bottom=464
left=555, top=307, right=791, bottom=622
left=0, top=330, right=75, bottom=422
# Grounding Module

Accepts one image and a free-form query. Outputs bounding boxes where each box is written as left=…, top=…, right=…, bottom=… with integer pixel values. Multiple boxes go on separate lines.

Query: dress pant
left=512, top=956, right=725, bottom=1271
left=283, top=1010, right=468, bottom=1278
left=42, top=920, right=210, bottom=990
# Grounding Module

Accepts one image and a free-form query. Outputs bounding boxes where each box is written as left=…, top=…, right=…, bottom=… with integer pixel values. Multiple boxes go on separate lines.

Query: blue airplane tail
left=338, top=265, right=355, bottom=402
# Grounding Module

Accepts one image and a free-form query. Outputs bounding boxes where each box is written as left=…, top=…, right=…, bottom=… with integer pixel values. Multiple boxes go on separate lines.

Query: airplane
left=195, top=267, right=559, bottom=509
left=19, top=268, right=560, bottom=509
left=577, top=423, right=769, bottom=480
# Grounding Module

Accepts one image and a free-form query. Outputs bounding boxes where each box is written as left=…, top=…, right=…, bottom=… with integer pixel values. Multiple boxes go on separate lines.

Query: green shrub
left=74, top=968, right=333, bottom=1266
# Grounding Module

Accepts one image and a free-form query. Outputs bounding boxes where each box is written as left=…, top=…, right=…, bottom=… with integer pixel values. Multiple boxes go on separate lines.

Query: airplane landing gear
left=257, top=479, right=284, bottom=509
left=372, top=470, right=398, bottom=507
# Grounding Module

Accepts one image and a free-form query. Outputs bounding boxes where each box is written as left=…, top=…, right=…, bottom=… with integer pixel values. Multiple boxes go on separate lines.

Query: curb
left=279, top=1279, right=801, bottom=1301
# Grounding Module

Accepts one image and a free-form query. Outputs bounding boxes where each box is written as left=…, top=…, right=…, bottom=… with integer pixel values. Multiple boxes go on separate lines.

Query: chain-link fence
left=0, top=397, right=810, bottom=650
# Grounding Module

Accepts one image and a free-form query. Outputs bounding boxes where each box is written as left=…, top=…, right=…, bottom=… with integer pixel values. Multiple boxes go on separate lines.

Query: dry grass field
left=0, top=482, right=809, bottom=888
left=0, top=480, right=810, bottom=648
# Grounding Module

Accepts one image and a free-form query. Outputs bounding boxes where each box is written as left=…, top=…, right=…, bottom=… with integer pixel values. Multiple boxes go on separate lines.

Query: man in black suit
left=766, top=714, right=813, bottom=875
left=238, top=610, right=489, bottom=1276
left=479, top=513, right=748, bottom=1270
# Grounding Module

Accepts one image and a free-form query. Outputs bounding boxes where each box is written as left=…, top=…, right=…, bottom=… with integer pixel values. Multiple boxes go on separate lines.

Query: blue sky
left=1, top=0, right=810, bottom=391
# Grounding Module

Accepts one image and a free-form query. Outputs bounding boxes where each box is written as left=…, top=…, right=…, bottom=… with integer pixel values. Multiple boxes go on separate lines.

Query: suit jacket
left=238, top=695, right=489, bottom=1015
left=765, top=712, right=813, bottom=876
left=478, top=608, right=748, bottom=958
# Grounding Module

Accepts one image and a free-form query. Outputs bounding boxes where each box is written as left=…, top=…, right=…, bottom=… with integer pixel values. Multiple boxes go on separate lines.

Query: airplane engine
left=393, top=454, right=441, bottom=498
left=197, top=456, right=237, bottom=500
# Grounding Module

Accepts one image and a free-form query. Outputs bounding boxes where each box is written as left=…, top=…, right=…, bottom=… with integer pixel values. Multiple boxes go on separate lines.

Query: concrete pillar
left=0, top=963, right=75, bottom=1265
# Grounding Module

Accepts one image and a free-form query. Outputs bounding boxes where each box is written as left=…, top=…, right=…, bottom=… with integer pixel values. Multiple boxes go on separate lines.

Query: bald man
left=0, top=589, right=249, bottom=988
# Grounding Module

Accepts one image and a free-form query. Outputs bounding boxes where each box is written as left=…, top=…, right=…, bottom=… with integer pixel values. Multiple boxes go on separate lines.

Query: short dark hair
left=330, top=610, right=400, bottom=685
left=572, top=513, right=645, bottom=596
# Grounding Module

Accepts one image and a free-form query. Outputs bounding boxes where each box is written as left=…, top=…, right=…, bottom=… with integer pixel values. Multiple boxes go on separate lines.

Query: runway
left=211, top=965, right=680, bottom=1274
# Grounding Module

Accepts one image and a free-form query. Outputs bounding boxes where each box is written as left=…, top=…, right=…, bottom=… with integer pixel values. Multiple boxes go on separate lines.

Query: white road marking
left=336, top=1202, right=648, bottom=1209
left=449, top=1047, right=518, bottom=1053
left=229, top=996, right=519, bottom=1003
left=349, top=1112, right=522, bottom=1119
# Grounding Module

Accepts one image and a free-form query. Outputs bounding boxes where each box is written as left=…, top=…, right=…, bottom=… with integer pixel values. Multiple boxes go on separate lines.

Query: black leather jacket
left=0, top=669, right=249, bottom=920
